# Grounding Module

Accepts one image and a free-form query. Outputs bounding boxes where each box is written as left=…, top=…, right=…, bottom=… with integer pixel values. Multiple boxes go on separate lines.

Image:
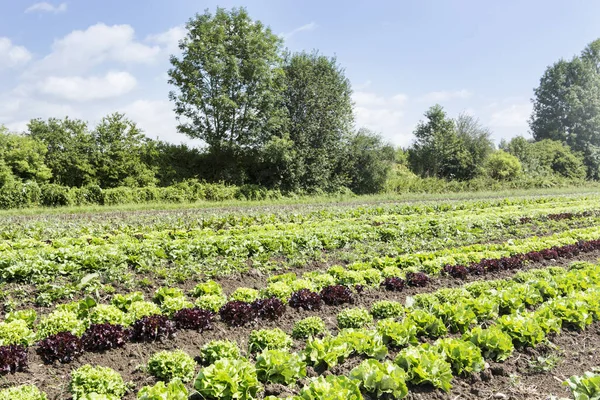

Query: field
left=2, top=191, right=600, bottom=399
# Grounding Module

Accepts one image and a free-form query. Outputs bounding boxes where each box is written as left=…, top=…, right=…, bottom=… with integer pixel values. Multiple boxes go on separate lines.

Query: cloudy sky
left=1, top=0, right=600, bottom=147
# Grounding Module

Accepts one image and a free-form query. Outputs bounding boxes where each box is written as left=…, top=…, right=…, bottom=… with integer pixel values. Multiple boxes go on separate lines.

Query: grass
left=2, top=185, right=600, bottom=217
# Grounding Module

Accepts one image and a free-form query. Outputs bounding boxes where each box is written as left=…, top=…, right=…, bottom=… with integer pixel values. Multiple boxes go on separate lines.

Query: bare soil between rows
left=4, top=250, right=600, bottom=399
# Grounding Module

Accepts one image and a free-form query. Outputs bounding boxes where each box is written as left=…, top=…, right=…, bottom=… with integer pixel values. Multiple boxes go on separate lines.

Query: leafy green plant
left=5, top=309, right=37, bottom=327
left=405, top=309, right=447, bottom=338
left=0, top=384, right=47, bottom=400
left=0, top=319, right=35, bottom=346
left=298, top=375, right=362, bottom=400
left=111, top=292, right=145, bottom=311
left=125, top=301, right=162, bottom=325
left=371, top=300, right=404, bottom=319
left=200, top=340, right=242, bottom=365
left=432, top=303, right=477, bottom=333
left=564, top=371, right=600, bottom=400
left=336, top=307, right=373, bottom=329
left=153, top=287, right=186, bottom=303
left=376, top=319, right=418, bottom=348
left=137, top=379, right=188, bottom=400
left=69, top=364, right=127, bottom=400
left=194, top=358, right=261, bottom=400
left=37, top=310, right=87, bottom=339
left=195, top=294, right=227, bottom=312
left=88, top=304, right=127, bottom=326
left=336, top=328, right=388, bottom=360
left=160, top=296, right=194, bottom=316
left=394, top=345, right=453, bottom=392
left=260, top=281, right=294, bottom=303
left=255, top=349, right=306, bottom=385
left=496, top=314, right=546, bottom=347
left=434, top=338, right=485, bottom=376
left=192, top=280, right=223, bottom=297
left=248, top=328, right=292, bottom=353
left=230, top=288, right=260, bottom=303
left=292, top=316, right=326, bottom=339
left=303, top=335, right=351, bottom=369
left=147, top=349, right=196, bottom=383
left=463, top=326, right=514, bottom=361
left=349, top=359, right=408, bottom=399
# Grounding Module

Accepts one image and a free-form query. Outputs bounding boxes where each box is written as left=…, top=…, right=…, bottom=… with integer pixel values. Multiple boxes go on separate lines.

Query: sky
left=1, top=0, right=600, bottom=148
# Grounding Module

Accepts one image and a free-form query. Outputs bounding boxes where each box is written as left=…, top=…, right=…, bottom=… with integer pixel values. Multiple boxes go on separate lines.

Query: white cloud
left=25, top=2, right=67, bottom=14
left=39, top=71, right=137, bottom=101
left=489, top=103, right=532, bottom=129
left=147, top=26, right=186, bottom=55
left=282, top=22, right=317, bottom=39
left=418, top=89, right=472, bottom=103
left=0, top=38, right=32, bottom=69
left=29, top=23, right=160, bottom=76
left=353, top=90, right=411, bottom=145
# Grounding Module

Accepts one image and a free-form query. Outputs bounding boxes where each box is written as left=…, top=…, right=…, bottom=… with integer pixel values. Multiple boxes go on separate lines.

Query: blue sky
left=1, top=0, right=600, bottom=147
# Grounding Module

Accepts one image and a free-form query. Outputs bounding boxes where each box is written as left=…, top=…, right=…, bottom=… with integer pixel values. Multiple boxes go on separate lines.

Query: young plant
left=303, top=336, right=351, bottom=370
left=376, top=319, right=418, bottom=348
left=37, top=332, right=83, bottom=363
left=37, top=310, right=87, bottom=339
left=292, top=316, right=326, bottom=339
left=147, top=349, right=196, bottom=383
left=260, top=281, right=294, bottom=303
left=195, top=294, right=227, bottom=313
left=125, top=301, right=162, bottom=325
left=137, top=379, right=188, bottom=400
left=4, top=309, right=37, bottom=328
left=0, top=385, right=47, bottom=400
left=69, top=364, right=127, bottom=400
left=406, top=309, right=448, bottom=338
left=251, top=297, right=286, bottom=320
left=349, top=359, right=408, bottom=399
left=496, top=314, right=546, bottom=347
left=130, top=315, right=176, bottom=342
left=248, top=328, right=292, bottom=353
left=199, top=340, right=242, bottom=365
left=194, top=359, right=261, bottom=400
left=111, top=291, right=145, bottom=311
left=298, top=375, right=362, bottom=400
left=288, top=289, right=322, bottom=311
left=81, top=323, right=129, bottom=352
left=255, top=349, right=306, bottom=385
left=394, top=345, right=453, bottom=392
left=172, top=307, right=214, bottom=331
left=336, top=328, right=388, bottom=360
left=380, top=277, right=405, bottom=292
left=0, top=319, right=35, bottom=346
left=463, top=326, right=514, bottom=361
left=219, top=300, right=257, bottom=327
left=88, top=304, right=127, bottom=326
left=0, top=345, right=28, bottom=374
left=564, top=371, right=600, bottom=400
left=192, top=280, right=223, bottom=297
left=434, top=338, right=485, bottom=376
left=230, top=288, right=260, bottom=303
left=320, top=285, right=353, bottom=306
left=336, top=307, right=373, bottom=329
left=371, top=300, right=404, bottom=319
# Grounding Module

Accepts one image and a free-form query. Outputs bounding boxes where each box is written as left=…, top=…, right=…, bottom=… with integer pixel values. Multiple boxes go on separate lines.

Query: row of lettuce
left=2, top=260, right=600, bottom=399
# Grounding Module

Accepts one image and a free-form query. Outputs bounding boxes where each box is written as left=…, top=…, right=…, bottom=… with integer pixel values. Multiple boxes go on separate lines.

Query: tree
left=168, top=7, right=286, bottom=180
left=282, top=51, right=354, bottom=191
left=408, top=105, right=472, bottom=180
left=27, top=117, right=96, bottom=187
left=454, top=113, right=495, bottom=177
left=486, top=150, right=522, bottom=180
left=342, top=129, right=395, bottom=194
left=530, top=39, right=600, bottom=178
left=0, top=127, right=52, bottom=183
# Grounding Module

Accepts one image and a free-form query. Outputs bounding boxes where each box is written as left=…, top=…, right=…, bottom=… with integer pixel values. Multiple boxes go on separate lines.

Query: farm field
left=2, top=192, right=600, bottom=399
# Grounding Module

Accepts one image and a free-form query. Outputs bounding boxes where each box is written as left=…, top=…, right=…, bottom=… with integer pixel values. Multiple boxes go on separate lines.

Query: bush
left=147, top=349, right=196, bottom=383
left=194, top=359, right=261, bottom=400
left=292, top=316, right=327, bottom=339
left=0, top=385, right=47, bottom=400
left=200, top=340, right=242, bottom=365
left=337, top=308, right=373, bottom=329
left=248, top=328, right=293, bottom=353
left=69, top=364, right=127, bottom=400
left=40, top=183, right=72, bottom=207
left=486, top=150, right=522, bottom=180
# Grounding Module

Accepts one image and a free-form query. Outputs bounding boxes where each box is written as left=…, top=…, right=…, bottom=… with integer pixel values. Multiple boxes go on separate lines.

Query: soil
left=3, top=249, right=600, bottom=399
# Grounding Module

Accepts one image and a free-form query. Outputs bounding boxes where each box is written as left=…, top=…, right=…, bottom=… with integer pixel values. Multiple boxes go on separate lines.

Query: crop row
left=3, top=258, right=599, bottom=399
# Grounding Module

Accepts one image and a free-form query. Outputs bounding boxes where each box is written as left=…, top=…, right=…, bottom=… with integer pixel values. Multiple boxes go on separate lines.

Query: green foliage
left=298, top=375, right=362, bottom=400
left=434, top=338, right=485, bottom=376
left=303, top=335, right=352, bottom=369
left=200, top=340, right=242, bottom=365
left=88, top=304, right=127, bottom=326
left=125, top=301, right=162, bottom=325
left=486, top=150, right=522, bottom=180
left=153, top=287, right=185, bottom=304
left=160, top=296, right=194, bottom=316
left=195, top=294, right=227, bottom=312
left=564, top=371, right=600, bottom=400
left=336, top=307, right=373, bottom=329
left=336, top=329, right=388, bottom=360
left=0, top=385, right=47, bottom=400
left=248, top=328, right=292, bottom=353
left=0, top=319, right=35, bottom=346
left=463, top=326, right=514, bottom=361
left=230, top=288, right=260, bottom=303
left=394, top=345, right=453, bottom=392
left=37, top=310, right=87, bottom=339
left=292, top=316, right=326, bottom=339
left=147, top=350, right=196, bottom=383
left=260, top=281, right=293, bottom=302
left=0, top=130, right=52, bottom=183
left=111, top=292, right=145, bottom=312
left=194, top=358, right=261, bottom=400
left=376, top=319, right=418, bottom=348
left=137, top=379, right=188, bottom=400
left=5, top=309, right=37, bottom=328
left=496, top=314, right=546, bottom=347
left=69, top=364, right=127, bottom=400
left=255, top=349, right=306, bottom=385
left=349, top=359, right=408, bottom=399
left=370, top=301, right=404, bottom=319
left=431, top=302, right=477, bottom=333
left=405, top=309, right=448, bottom=338
left=192, top=281, right=223, bottom=297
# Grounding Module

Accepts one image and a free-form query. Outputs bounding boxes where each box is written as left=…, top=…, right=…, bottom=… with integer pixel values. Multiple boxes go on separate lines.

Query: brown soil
left=4, top=251, right=600, bottom=399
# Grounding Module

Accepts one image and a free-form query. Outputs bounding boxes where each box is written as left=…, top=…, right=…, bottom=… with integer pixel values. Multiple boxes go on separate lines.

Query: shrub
left=148, top=349, right=196, bottom=383
left=251, top=297, right=286, bottom=320
left=37, top=332, right=83, bottom=363
left=0, top=345, right=28, bottom=375
left=248, top=328, right=293, bottom=353
left=486, top=150, right=522, bottom=180
left=292, top=316, right=327, bottom=339
left=81, top=323, right=129, bottom=352
left=371, top=301, right=404, bottom=319
left=194, top=359, right=261, bottom=400
left=69, top=364, right=127, bottom=400
left=288, top=289, right=322, bottom=311
left=40, top=183, right=72, bottom=207
left=0, top=385, right=47, bottom=400
left=137, top=379, right=188, bottom=400
left=219, top=300, right=257, bottom=327
left=337, top=308, right=373, bottom=329
left=255, top=349, right=306, bottom=385
left=172, top=307, right=214, bottom=331
left=195, top=294, right=227, bottom=313
left=200, top=340, right=242, bottom=365
left=320, top=285, right=353, bottom=306
left=131, top=315, right=176, bottom=342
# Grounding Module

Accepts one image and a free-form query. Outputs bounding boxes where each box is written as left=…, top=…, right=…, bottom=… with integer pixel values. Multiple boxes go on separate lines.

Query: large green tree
left=282, top=51, right=354, bottom=191
left=168, top=7, right=286, bottom=179
left=530, top=39, right=600, bottom=178
left=0, top=126, right=51, bottom=184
